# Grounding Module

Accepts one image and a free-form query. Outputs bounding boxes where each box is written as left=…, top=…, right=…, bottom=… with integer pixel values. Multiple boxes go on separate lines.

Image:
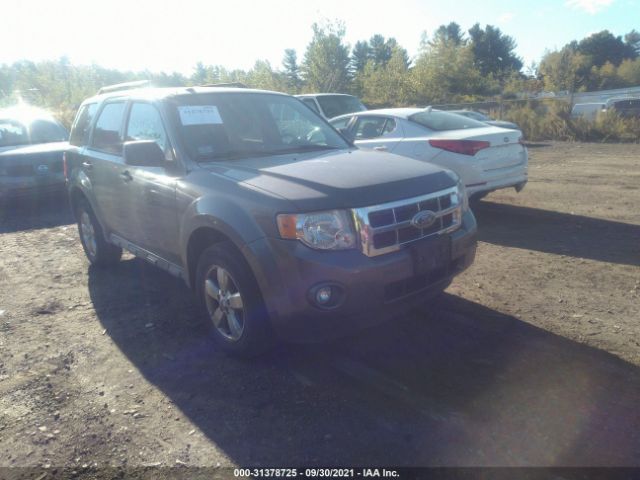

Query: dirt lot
left=0, top=142, right=639, bottom=474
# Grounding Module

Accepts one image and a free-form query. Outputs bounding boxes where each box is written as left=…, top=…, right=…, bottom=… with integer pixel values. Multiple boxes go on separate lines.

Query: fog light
left=316, top=286, right=332, bottom=305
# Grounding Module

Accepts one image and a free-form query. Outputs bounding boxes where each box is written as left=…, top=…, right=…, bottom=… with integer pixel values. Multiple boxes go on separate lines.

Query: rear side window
left=353, top=116, right=395, bottom=139
left=91, top=102, right=126, bottom=154
left=410, top=111, right=487, bottom=131
left=126, top=103, right=168, bottom=151
left=69, top=103, right=97, bottom=146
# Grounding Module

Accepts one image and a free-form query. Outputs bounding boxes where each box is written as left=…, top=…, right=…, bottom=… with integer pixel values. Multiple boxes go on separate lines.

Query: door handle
left=82, top=161, right=93, bottom=169
left=373, top=146, right=388, bottom=151
left=120, top=170, right=133, bottom=182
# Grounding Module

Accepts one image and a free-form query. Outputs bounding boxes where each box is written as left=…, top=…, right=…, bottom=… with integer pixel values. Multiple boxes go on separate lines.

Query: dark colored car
left=606, top=98, right=640, bottom=119
left=66, top=84, right=477, bottom=356
left=0, top=107, right=69, bottom=200
left=295, top=93, right=367, bottom=120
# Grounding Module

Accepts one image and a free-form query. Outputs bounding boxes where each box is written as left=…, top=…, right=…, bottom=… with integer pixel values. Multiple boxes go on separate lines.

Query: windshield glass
left=316, top=95, right=366, bottom=119
left=0, top=117, right=68, bottom=147
left=409, top=111, right=488, bottom=131
left=172, top=92, right=350, bottom=161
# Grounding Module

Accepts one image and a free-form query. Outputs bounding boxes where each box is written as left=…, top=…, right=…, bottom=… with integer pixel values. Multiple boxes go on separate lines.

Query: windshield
left=172, top=92, right=350, bottom=161
left=0, top=117, right=68, bottom=147
left=409, top=111, right=488, bottom=131
left=316, top=95, right=366, bottom=119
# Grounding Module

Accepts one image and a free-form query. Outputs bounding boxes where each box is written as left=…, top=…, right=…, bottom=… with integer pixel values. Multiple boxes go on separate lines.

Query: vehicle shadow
left=88, top=259, right=640, bottom=466
left=0, top=192, right=73, bottom=234
left=473, top=201, right=640, bottom=266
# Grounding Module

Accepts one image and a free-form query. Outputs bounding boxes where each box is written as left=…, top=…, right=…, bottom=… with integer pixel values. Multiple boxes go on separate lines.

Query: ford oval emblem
left=411, top=210, right=437, bottom=229
left=503, top=137, right=509, bottom=143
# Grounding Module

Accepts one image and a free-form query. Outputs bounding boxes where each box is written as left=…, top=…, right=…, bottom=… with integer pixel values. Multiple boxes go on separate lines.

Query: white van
left=570, top=103, right=606, bottom=121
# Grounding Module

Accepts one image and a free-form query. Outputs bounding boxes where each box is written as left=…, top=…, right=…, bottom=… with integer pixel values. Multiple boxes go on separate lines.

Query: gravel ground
left=0, top=141, right=639, bottom=477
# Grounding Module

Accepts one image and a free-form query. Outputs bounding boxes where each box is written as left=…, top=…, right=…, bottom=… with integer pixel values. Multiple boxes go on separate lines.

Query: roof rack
left=97, top=80, right=151, bottom=95
left=198, top=82, right=249, bottom=89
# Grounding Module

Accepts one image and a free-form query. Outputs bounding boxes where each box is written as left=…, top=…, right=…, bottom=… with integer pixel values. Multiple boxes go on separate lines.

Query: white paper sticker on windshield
left=178, top=105, right=223, bottom=125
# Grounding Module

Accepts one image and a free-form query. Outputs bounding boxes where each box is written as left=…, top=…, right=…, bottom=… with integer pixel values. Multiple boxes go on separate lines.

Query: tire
left=195, top=242, right=274, bottom=356
left=469, top=192, right=488, bottom=207
left=76, top=199, right=122, bottom=267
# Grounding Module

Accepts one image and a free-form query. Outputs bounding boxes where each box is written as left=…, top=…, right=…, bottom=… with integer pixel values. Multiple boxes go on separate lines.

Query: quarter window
left=92, top=102, right=126, bottom=154
left=126, top=103, right=168, bottom=151
left=70, top=103, right=97, bottom=146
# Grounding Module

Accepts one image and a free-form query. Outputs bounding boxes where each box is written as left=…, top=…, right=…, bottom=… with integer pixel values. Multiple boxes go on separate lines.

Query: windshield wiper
left=197, top=145, right=343, bottom=161
left=197, top=150, right=271, bottom=162
left=268, top=145, right=343, bottom=155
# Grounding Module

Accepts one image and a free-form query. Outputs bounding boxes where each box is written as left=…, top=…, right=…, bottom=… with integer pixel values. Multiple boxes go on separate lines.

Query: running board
left=109, top=234, right=185, bottom=281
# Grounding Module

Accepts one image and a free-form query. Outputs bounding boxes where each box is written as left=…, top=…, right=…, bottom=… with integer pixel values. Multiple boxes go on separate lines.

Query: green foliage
left=244, top=60, right=287, bottom=92
left=301, top=21, right=351, bottom=93
left=359, top=48, right=413, bottom=108
left=503, top=101, right=640, bottom=142
left=411, top=37, right=489, bottom=104
left=538, top=48, right=590, bottom=92
left=282, top=49, right=302, bottom=93
left=2, top=22, right=639, bottom=132
left=432, top=23, right=466, bottom=47
left=0, top=58, right=186, bottom=127
left=468, top=24, right=523, bottom=78
left=576, top=30, right=637, bottom=67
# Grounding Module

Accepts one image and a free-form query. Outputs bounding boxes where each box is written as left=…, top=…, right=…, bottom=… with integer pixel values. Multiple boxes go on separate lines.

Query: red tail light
left=63, top=152, right=68, bottom=180
left=428, top=139, right=490, bottom=156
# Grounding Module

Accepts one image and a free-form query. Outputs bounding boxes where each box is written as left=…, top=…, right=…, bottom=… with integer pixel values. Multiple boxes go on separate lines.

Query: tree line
left=1, top=21, right=639, bottom=127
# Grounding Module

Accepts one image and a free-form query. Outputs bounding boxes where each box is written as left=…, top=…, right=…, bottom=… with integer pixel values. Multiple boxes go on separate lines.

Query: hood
left=203, top=148, right=455, bottom=211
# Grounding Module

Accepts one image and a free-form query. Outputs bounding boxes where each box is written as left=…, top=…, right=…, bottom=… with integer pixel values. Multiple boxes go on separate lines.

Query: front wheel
left=196, top=242, right=274, bottom=356
left=76, top=200, right=122, bottom=266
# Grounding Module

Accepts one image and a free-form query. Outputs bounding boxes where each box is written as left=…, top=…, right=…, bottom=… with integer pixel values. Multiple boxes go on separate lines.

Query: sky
left=1, top=0, right=639, bottom=75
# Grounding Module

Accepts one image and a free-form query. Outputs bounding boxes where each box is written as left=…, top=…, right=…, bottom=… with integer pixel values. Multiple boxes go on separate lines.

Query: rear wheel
left=76, top=200, right=122, bottom=266
left=196, top=242, right=274, bottom=356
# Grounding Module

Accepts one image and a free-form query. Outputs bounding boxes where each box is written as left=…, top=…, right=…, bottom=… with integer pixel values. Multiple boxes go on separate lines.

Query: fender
left=179, top=194, right=268, bottom=286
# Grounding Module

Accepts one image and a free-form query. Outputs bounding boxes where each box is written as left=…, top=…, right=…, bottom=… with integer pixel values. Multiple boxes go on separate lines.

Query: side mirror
left=123, top=140, right=166, bottom=167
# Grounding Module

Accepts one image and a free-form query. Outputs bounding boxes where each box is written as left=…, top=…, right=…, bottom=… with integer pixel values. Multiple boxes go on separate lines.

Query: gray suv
left=66, top=85, right=477, bottom=355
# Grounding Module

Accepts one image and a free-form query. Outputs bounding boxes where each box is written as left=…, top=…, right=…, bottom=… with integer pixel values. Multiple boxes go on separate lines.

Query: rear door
left=122, top=101, right=179, bottom=263
left=86, top=100, right=132, bottom=239
left=351, top=115, right=403, bottom=152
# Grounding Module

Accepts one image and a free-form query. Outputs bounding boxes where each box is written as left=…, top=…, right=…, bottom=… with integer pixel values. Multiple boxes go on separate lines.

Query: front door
left=123, top=102, right=179, bottom=264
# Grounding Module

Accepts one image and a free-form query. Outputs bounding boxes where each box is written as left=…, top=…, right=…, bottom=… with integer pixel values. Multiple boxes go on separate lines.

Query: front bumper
left=243, top=210, right=477, bottom=342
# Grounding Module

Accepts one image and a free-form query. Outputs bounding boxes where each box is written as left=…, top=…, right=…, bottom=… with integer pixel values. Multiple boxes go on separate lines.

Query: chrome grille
left=352, top=186, right=462, bottom=257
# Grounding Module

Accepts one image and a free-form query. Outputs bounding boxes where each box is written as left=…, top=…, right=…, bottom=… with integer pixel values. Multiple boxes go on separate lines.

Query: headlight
left=277, top=210, right=357, bottom=250
left=457, top=180, right=469, bottom=212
